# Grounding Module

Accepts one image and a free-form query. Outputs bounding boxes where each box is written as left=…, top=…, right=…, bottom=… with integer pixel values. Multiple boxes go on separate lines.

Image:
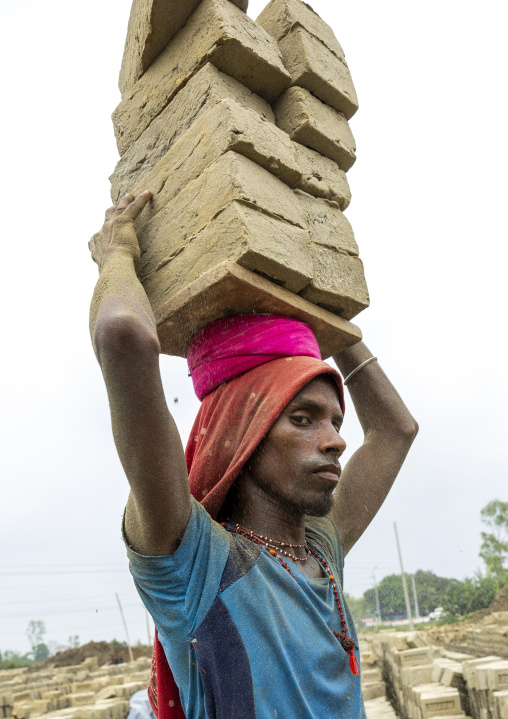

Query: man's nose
left=319, top=422, right=347, bottom=456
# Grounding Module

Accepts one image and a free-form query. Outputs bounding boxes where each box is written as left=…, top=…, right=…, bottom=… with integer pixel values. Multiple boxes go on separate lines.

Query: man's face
left=245, top=376, right=346, bottom=517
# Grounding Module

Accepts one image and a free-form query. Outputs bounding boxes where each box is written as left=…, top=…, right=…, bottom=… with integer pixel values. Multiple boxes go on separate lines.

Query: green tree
left=412, top=571, right=459, bottom=616
left=443, top=575, right=500, bottom=616
left=26, top=621, right=49, bottom=662
left=68, top=635, right=80, bottom=648
left=0, top=649, right=33, bottom=669
left=363, top=571, right=460, bottom=619
left=33, top=643, right=50, bottom=662
left=364, top=574, right=406, bottom=619
left=480, top=500, right=508, bottom=581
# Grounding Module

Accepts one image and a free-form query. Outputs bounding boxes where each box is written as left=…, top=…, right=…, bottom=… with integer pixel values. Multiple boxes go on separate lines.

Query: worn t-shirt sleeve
left=125, top=499, right=231, bottom=644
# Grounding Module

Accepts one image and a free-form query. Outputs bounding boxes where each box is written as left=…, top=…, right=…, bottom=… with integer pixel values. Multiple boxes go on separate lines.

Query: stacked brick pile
left=371, top=632, right=472, bottom=718
left=463, top=614, right=508, bottom=659
left=111, top=0, right=369, bottom=357
left=426, top=612, right=508, bottom=660
left=462, top=656, right=508, bottom=719
left=360, top=638, right=399, bottom=718
left=0, top=656, right=150, bottom=719
left=368, top=630, right=508, bottom=719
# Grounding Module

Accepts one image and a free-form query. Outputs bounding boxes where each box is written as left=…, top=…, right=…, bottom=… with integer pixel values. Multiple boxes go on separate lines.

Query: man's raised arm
left=332, top=342, right=419, bottom=556
left=89, top=192, right=191, bottom=557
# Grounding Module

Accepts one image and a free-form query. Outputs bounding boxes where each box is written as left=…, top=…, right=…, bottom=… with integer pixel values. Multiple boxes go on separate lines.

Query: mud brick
left=23, top=700, right=48, bottom=716
left=119, top=0, right=249, bottom=95
left=293, top=142, right=351, bottom=210
left=361, top=668, right=382, bottom=683
left=301, top=245, right=369, bottom=320
left=68, top=693, right=96, bottom=707
left=400, top=664, right=435, bottom=687
left=362, top=682, right=386, bottom=702
left=277, top=25, right=358, bottom=119
left=494, top=690, right=508, bottom=719
left=418, top=689, right=462, bottom=718
left=141, top=200, right=312, bottom=308
left=113, top=0, right=290, bottom=155
left=257, top=0, right=345, bottom=61
left=153, top=261, right=361, bottom=358
left=11, top=703, right=31, bottom=719
left=111, top=64, right=273, bottom=200
left=485, top=661, right=508, bottom=691
left=80, top=658, right=99, bottom=671
left=294, top=189, right=358, bottom=256
left=114, top=99, right=301, bottom=205
left=93, top=700, right=130, bottom=719
left=440, top=663, right=465, bottom=689
left=41, top=693, right=62, bottom=702
left=395, top=648, right=435, bottom=668
left=135, top=152, right=307, bottom=277
left=71, top=683, right=98, bottom=695
left=95, top=688, right=117, bottom=703
left=274, top=87, right=356, bottom=171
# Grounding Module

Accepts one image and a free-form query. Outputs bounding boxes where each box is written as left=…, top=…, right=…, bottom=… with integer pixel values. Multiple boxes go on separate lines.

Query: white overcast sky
left=1, top=0, right=507, bottom=654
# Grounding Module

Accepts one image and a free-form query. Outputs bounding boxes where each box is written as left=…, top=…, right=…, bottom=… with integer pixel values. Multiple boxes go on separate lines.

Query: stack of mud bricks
left=360, top=638, right=399, bottom=719
left=370, top=632, right=472, bottom=719
left=0, top=656, right=151, bottom=719
left=111, top=0, right=369, bottom=357
left=462, top=656, right=508, bottom=719
left=462, top=614, right=508, bottom=659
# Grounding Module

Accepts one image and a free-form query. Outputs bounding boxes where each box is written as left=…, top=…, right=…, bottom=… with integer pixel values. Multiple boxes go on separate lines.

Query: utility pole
left=373, top=570, right=382, bottom=624
left=115, top=593, right=134, bottom=662
left=411, top=575, right=420, bottom=620
left=145, top=609, right=153, bottom=647
left=394, top=522, right=414, bottom=630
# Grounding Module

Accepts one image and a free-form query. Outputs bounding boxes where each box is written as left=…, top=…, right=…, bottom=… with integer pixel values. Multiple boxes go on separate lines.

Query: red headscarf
left=148, top=317, right=344, bottom=718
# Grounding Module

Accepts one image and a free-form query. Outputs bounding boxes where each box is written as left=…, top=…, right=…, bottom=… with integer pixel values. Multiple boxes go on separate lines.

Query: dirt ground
left=28, top=641, right=152, bottom=672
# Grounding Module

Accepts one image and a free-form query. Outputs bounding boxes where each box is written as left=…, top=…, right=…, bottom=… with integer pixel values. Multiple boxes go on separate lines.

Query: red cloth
left=148, top=356, right=344, bottom=718
left=187, top=314, right=322, bottom=401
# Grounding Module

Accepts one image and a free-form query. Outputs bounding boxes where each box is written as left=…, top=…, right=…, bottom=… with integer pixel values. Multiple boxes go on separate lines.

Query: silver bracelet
left=343, top=357, right=378, bottom=385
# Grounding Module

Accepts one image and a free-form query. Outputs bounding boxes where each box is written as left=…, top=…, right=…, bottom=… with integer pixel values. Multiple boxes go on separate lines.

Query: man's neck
left=228, top=474, right=307, bottom=546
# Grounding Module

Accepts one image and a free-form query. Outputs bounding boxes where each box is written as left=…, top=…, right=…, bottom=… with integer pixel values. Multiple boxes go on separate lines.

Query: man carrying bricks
left=89, top=191, right=418, bottom=718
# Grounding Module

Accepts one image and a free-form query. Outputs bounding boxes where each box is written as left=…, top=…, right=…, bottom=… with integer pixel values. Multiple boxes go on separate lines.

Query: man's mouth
left=311, top=464, right=341, bottom=483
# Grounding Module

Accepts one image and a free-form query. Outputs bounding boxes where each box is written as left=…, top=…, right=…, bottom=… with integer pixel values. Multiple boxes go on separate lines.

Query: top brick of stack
left=113, top=0, right=291, bottom=156
left=119, top=0, right=249, bottom=96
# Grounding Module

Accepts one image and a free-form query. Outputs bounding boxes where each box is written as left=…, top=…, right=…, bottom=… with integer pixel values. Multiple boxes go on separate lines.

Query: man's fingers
left=116, top=193, right=135, bottom=212
left=105, top=205, right=117, bottom=221
left=122, top=190, right=152, bottom=221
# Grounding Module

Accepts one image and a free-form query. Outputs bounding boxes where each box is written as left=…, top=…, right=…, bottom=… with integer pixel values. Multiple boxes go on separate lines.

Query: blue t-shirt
left=126, top=499, right=365, bottom=719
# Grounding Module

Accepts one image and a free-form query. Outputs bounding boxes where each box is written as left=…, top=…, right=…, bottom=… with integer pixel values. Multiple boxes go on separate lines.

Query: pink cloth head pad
left=187, top=314, right=322, bottom=401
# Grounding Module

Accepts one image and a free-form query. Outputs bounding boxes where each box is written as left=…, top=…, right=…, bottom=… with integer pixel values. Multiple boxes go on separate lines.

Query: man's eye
left=292, top=415, right=311, bottom=425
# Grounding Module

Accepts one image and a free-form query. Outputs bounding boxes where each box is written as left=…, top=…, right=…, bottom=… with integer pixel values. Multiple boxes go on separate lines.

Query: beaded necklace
left=222, top=521, right=360, bottom=676
left=227, top=522, right=311, bottom=562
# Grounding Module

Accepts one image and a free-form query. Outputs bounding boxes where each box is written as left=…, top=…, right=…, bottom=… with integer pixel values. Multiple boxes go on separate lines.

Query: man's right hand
left=89, top=189, right=191, bottom=557
left=89, top=191, right=152, bottom=273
